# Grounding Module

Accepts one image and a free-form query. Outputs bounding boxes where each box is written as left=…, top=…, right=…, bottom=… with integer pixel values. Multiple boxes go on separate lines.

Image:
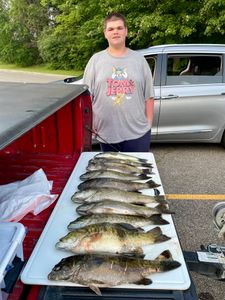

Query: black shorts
left=100, top=130, right=151, bottom=152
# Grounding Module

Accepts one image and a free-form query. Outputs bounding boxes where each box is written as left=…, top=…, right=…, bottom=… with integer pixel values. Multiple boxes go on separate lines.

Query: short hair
left=103, top=13, right=127, bottom=29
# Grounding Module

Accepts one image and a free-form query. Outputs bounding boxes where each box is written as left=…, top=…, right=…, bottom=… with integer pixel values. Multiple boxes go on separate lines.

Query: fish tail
left=142, top=169, right=153, bottom=175
left=141, top=162, right=153, bottom=168
left=155, top=195, right=168, bottom=204
left=155, top=204, right=175, bottom=214
left=160, top=260, right=181, bottom=272
left=146, top=179, right=161, bottom=188
left=147, top=226, right=171, bottom=243
left=138, top=174, right=151, bottom=180
left=154, top=233, right=171, bottom=243
left=149, top=214, right=169, bottom=225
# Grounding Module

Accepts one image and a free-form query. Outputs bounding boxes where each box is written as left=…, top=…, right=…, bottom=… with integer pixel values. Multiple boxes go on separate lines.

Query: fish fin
left=154, top=188, right=160, bottom=195
left=138, top=158, right=149, bottom=163
left=149, top=214, right=170, bottom=225
left=133, top=277, right=152, bottom=285
left=120, top=252, right=145, bottom=258
left=117, top=223, right=144, bottom=232
left=133, top=247, right=144, bottom=256
left=132, top=202, right=146, bottom=207
left=156, top=250, right=172, bottom=260
left=147, top=226, right=161, bottom=235
left=141, top=162, right=153, bottom=168
left=89, top=284, right=102, bottom=296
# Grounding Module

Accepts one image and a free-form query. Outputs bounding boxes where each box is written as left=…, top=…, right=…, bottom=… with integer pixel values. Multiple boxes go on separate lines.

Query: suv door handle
left=162, top=95, right=179, bottom=99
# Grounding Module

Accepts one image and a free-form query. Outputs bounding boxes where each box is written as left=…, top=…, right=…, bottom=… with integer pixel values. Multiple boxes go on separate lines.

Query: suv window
left=146, top=55, right=156, bottom=81
left=166, top=54, right=223, bottom=85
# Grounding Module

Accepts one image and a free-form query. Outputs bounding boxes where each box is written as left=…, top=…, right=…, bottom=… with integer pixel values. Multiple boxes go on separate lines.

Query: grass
left=0, top=63, right=82, bottom=76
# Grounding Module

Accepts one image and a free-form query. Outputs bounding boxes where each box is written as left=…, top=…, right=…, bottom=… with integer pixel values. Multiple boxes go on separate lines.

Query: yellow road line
left=166, top=194, right=225, bottom=201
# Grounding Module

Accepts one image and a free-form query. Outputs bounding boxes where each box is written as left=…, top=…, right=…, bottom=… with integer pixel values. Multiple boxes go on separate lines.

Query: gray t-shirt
left=83, top=49, right=154, bottom=143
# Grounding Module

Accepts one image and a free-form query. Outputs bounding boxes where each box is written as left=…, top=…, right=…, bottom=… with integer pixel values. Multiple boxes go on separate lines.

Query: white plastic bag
left=0, top=169, right=58, bottom=222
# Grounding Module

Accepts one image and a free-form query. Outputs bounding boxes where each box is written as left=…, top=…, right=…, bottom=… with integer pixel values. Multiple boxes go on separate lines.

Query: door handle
left=162, top=95, right=179, bottom=99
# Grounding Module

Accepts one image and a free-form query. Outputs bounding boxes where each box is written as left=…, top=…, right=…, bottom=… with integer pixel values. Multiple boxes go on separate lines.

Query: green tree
left=39, top=0, right=106, bottom=69
left=0, top=0, right=49, bottom=66
left=2, top=0, right=225, bottom=69
left=38, top=0, right=208, bottom=69
left=200, top=0, right=225, bottom=42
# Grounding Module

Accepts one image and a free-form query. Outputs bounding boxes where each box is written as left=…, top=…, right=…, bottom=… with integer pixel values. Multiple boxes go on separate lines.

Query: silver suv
left=139, top=44, right=225, bottom=147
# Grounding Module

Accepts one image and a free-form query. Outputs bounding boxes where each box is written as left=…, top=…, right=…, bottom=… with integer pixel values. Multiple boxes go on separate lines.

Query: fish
left=87, top=159, right=153, bottom=175
left=76, top=200, right=173, bottom=217
left=79, top=170, right=150, bottom=181
left=48, top=251, right=181, bottom=295
left=94, top=152, right=149, bottom=164
left=77, top=178, right=161, bottom=192
left=71, top=188, right=167, bottom=206
left=88, top=157, right=153, bottom=169
left=67, top=214, right=169, bottom=230
left=55, top=223, right=170, bottom=256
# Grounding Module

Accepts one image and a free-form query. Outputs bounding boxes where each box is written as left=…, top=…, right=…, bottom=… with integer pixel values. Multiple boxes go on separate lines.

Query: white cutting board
left=21, top=152, right=191, bottom=291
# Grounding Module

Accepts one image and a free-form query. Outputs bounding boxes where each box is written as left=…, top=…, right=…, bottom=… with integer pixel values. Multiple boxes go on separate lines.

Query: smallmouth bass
left=48, top=251, right=181, bottom=295
left=56, top=223, right=170, bottom=256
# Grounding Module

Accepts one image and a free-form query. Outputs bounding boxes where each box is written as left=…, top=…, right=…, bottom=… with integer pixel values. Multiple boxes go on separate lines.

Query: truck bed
left=2, top=151, right=79, bottom=300
left=0, top=83, right=92, bottom=300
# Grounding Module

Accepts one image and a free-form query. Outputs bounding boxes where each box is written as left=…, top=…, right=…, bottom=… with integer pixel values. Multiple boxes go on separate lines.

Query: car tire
left=221, top=131, right=225, bottom=148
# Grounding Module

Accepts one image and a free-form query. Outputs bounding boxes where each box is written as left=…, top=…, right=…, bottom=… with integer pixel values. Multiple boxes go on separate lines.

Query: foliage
left=1, top=0, right=225, bottom=68
left=0, top=0, right=48, bottom=66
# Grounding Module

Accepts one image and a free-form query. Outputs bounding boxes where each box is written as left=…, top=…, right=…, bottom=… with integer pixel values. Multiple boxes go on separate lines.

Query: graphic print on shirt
left=106, top=67, right=135, bottom=105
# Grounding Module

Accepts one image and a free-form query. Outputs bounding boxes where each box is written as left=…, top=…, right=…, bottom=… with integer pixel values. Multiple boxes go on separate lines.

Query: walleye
left=94, top=152, right=149, bottom=164
left=77, top=178, right=160, bottom=192
left=48, top=251, right=181, bottom=295
left=71, top=188, right=166, bottom=206
left=79, top=170, right=150, bottom=181
left=55, top=224, right=170, bottom=255
left=68, top=213, right=169, bottom=230
left=76, top=200, right=173, bottom=217
left=89, top=157, right=153, bottom=169
left=87, top=159, right=152, bottom=175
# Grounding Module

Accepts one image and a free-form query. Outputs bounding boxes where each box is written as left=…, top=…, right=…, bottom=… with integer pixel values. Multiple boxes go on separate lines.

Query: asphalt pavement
left=152, top=143, right=225, bottom=300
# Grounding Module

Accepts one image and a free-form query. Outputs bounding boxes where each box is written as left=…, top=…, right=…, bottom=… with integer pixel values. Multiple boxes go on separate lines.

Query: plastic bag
left=0, top=169, right=58, bottom=222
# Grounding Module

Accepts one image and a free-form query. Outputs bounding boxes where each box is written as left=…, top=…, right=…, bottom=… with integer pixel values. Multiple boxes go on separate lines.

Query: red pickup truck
left=0, top=82, right=198, bottom=300
left=0, top=82, right=92, bottom=300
